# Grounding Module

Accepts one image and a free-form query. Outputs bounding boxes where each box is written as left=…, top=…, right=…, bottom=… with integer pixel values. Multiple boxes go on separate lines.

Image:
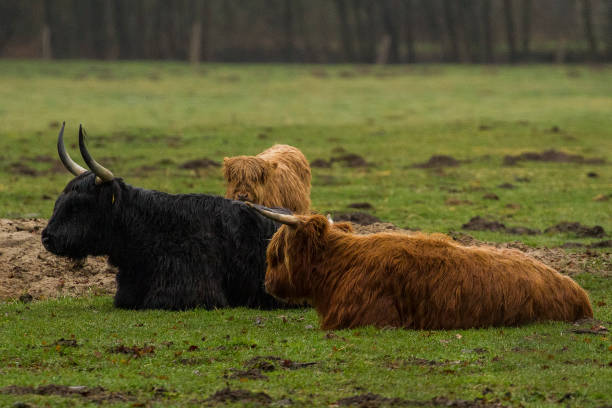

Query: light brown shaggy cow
left=248, top=206, right=593, bottom=330
left=223, top=144, right=311, bottom=214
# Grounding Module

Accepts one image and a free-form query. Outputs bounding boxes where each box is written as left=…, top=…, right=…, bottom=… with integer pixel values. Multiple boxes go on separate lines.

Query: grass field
left=0, top=61, right=611, bottom=407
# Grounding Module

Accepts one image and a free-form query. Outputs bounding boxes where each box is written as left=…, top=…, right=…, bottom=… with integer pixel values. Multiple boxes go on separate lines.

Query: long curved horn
left=78, top=124, right=114, bottom=184
left=57, top=121, right=87, bottom=176
left=245, top=202, right=301, bottom=226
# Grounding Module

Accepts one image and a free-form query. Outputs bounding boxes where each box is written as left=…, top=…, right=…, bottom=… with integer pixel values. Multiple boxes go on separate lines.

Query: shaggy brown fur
left=263, top=215, right=593, bottom=330
left=223, top=145, right=311, bottom=213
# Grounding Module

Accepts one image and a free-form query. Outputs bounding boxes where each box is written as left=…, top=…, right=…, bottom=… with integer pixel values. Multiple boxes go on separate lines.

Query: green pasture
left=0, top=61, right=611, bottom=406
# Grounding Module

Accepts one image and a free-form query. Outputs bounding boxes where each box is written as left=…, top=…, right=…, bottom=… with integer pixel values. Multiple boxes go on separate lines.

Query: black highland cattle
left=41, top=123, right=288, bottom=310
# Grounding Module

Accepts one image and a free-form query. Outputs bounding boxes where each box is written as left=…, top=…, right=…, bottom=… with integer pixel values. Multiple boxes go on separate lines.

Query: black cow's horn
left=245, top=202, right=301, bottom=226
left=57, top=121, right=87, bottom=176
left=78, top=124, right=114, bottom=184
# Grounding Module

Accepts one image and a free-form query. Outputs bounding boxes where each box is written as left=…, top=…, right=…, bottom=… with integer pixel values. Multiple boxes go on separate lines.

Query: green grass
left=0, top=277, right=610, bottom=408
left=0, top=61, right=611, bottom=406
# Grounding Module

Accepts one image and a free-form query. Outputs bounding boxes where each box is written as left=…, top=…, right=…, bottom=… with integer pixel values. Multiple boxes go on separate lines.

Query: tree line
left=1, top=0, right=611, bottom=63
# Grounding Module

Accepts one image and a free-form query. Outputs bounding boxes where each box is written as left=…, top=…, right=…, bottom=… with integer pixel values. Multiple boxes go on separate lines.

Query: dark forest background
left=1, top=0, right=611, bottom=63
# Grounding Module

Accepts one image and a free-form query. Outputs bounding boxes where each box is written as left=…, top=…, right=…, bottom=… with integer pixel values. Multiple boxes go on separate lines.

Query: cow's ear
left=334, top=222, right=354, bottom=233
left=302, top=215, right=329, bottom=241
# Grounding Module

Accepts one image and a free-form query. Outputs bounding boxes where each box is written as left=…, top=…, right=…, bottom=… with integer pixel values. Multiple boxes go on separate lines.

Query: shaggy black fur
left=42, top=172, right=287, bottom=310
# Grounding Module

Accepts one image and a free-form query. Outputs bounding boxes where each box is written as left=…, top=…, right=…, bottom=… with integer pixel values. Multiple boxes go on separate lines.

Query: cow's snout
left=41, top=228, right=53, bottom=251
left=237, top=193, right=249, bottom=201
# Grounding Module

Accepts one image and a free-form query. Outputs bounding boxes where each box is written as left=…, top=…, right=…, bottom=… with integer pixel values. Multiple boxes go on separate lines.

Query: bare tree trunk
left=42, top=0, right=52, bottom=59
left=334, top=0, right=356, bottom=61
left=481, top=0, right=494, bottom=63
left=380, top=0, right=400, bottom=63
left=283, top=0, right=294, bottom=62
left=294, top=0, right=315, bottom=62
left=442, top=0, right=459, bottom=61
left=503, top=0, right=517, bottom=62
left=607, top=0, right=612, bottom=61
left=103, top=0, right=118, bottom=59
left=189, top=0, right=203, bottom=64
left=403, top=0, right=416, bottom=62
left=376, top=35, right=391, bottom=64
left=455, top=0, right=472, bottom=62
left=520, top=0, right=532, bottom=60
left=581, top=0, right=598, bottom=60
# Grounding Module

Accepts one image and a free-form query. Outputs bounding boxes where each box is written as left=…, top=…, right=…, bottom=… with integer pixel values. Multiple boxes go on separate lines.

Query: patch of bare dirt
left=462, top=216, right=540, bottom=235
left=243, top=355, right=317, bottom=371
left=0, top=218, right=116, bottom=300
left=336, top=393, right=508, bottom=408
left=205, top=386, right=273, bottom=405
left=0, top=384, right=132, bottom=404
left=348, top=202, right=374, bottom=210
left=544, top=222, right=605, bottom=238
left=569, top=318, right=608, bottom=335
left=450, top=232, right=612, bottom=277
left=108, top=344, right=155, bottom=358
left=179, top=158, right=221, bottom=169
left=351, top=223, right=414, bottom=235
left=311, top=158, right=332, bottom=168
left=333, top=212, right=381, bottom=226
left=331, top=153, right=370, bottom=168
left=503, top=149, right=605, bottom=166
left=413, top=155, right=461, bottom=168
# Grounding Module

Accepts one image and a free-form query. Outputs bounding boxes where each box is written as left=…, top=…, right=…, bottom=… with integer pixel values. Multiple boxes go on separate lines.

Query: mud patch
left=0, top=218, right=117, bottom=301
left=8, top=163, right=39, bottom=176
left=569, top=318, right=608, bottom=335
left=462, top=216, right=540, bottom=235
left=336, top=393, right=507, bottom=407
left=450, top=232, right=612, bottom=277
left=243, top=355, right=317, bottom=371
left=336, top=393, right=407, bottom=407
left=544, top=222, right=605, bottom=238
left=0, top=385, right=132, bottom=404
left=333, top=212, right=382, bottom=226
left=331, top=153, right=370, bottom=168
left=503, top=149, right=605, bottom=166
left=206, top=387, right=272, bottom=405
left=179, top=158, right=220, bottom=169
left=348, top=202, right=374, bottom=210
left=311, top=158, right=332, bottom=168
left=497, top=183, right=515, bottom=189
left=108, top=344, right=155, bottom=358
left=413, top=155, right=461, bottom=168
left=351, top=223, right=412, bottom=235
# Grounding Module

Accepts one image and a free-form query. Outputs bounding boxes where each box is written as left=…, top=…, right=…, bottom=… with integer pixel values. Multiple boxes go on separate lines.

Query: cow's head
left=41, top=123, right=120, bottom=259
left=248, top=204, right=353, bottom=303
left=223, top=155, right=277, bottom=203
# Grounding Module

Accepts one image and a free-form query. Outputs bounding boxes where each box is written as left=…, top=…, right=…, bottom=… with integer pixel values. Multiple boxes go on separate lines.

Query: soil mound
left=413, top=155, right=461, bottom=168
left=179, top=158, right=220, bottom=169
left=462, top=216, right=540, bottom=235
left=0, top=218, right=116, bottom=301
left=333, top=212, right=381, bottom=225
left=503, top=149, right=605, bottom=166
left=544, top=222, right=605, bottom=238
left=331, top=153, right=370, bottom=168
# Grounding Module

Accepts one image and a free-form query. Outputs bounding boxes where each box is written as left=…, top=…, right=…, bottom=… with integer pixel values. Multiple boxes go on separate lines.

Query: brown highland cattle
left=223, top=144, right=311, bottom=214
left=248, top=206, right=593, bottom=330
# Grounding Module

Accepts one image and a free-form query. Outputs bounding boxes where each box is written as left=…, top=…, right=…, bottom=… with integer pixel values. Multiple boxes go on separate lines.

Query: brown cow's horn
left=57, top=121, right=87, bottom=176
left=79, top=124, right=114, bottom=184
left=245, top=202, right=301, bottom=226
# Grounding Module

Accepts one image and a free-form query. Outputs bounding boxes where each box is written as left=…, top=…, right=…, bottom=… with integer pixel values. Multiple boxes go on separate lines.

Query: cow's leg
left=141, top=267, right=229, bottom=310
left=114, top=268, right=148, bottom=309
